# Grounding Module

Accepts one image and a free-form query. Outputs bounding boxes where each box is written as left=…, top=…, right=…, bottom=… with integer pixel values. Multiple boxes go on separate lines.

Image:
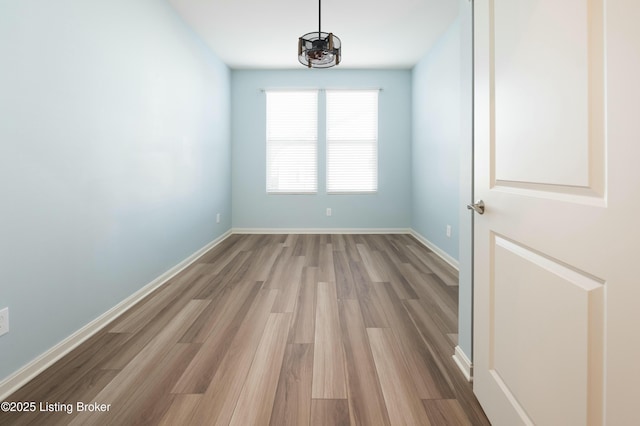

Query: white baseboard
left=452, top=345, right=473, bottom=382
left=232, top=227, right=412, bottom=235
left=0, top=230, right=232, bottom=401
left=409, top=229, right=460, bottom=271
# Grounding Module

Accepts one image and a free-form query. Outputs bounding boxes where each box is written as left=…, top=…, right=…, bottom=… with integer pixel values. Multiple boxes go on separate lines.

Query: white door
left=473, top=0, right=640, bottom=424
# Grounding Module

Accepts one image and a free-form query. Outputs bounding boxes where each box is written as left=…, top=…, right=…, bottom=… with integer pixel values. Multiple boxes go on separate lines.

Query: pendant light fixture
left=298, top=0, right=341, bottom=68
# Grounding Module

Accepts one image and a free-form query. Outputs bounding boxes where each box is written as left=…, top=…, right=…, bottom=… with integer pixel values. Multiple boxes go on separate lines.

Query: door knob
left=467, top=200, right=485, bottom=215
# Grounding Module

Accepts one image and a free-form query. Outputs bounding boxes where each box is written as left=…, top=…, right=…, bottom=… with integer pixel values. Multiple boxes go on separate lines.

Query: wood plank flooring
left=2, top=234, right=489, bottom=425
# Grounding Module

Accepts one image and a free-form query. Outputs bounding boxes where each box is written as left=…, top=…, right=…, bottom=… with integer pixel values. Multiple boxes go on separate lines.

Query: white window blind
left=326, top=90, right=378, bottom=193
left=266, top=90, right=318, bottom=193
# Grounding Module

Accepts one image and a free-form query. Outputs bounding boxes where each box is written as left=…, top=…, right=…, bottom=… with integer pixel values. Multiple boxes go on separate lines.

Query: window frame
left=265, top=89, right=319, bottom=195
left=325, top=89, right=379, bottom=194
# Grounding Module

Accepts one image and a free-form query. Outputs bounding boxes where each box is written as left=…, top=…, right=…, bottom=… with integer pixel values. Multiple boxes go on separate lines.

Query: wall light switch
left=0, top=307, right=8, bottom=337
left=446, top=225, right=452, bottom=238
left=216, top=213, right=221, bottom=224
left=326, top=208, right=332, bottom=217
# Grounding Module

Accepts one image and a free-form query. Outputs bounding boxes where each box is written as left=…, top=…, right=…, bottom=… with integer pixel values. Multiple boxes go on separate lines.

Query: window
left=326, top=90, right=378, bottom=193
left=266, top=90, right=318, bottom=193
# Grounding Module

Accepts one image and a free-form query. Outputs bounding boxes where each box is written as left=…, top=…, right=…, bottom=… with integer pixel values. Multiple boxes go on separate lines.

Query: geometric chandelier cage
left=298, top=0, right=341, bottom=68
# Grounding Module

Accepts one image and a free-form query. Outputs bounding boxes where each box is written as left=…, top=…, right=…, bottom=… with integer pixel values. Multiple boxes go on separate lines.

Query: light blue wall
left=412, top=10, right=475, bottom=361
left=0, top=0, right=231, bottom=381
left=412, top=19, right=461, bottom=260
left=231, top=70, right=412, bottom=229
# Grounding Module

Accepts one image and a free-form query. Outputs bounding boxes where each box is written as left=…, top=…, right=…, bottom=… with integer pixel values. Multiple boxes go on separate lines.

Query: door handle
left=467, top=200, right=485, bottom=215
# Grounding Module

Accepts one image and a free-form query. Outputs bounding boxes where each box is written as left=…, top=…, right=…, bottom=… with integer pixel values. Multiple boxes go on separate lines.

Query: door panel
left=473, top=0, right=640, bottom=424
left=494, top=0, right=601, bottom=188
left=491, top=236, right=604, bottom=425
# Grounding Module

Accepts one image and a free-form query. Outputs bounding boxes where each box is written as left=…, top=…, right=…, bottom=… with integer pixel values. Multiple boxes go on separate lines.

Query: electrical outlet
left=446, top=225, right=452, bottom=238
left=326, top=208, right=332, bottom=217
left=216, top=213, right=221, bottom=224
left=0, top=307, right=9, bottom=337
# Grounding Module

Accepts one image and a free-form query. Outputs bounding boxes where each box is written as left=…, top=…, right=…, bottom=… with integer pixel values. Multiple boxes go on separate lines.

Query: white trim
left=232, top=227, right=412, bottom=235
left=409, top=229, right=460, bottom=271
left=0, top=230, right=232, bottom=401
left=452, top=345, right=473, bottom=382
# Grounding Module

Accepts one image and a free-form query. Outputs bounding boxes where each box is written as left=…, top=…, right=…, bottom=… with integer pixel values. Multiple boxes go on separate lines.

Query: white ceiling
left=168, top=0, right=459, bottom=69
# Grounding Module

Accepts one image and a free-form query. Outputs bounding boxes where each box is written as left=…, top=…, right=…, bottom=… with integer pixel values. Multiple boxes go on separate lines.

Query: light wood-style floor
left=3, top=234, right=489, bottom=425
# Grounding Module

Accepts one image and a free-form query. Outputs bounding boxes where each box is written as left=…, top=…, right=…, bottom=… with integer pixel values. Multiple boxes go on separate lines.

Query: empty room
left=1, top=0, right=639, bottom=425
